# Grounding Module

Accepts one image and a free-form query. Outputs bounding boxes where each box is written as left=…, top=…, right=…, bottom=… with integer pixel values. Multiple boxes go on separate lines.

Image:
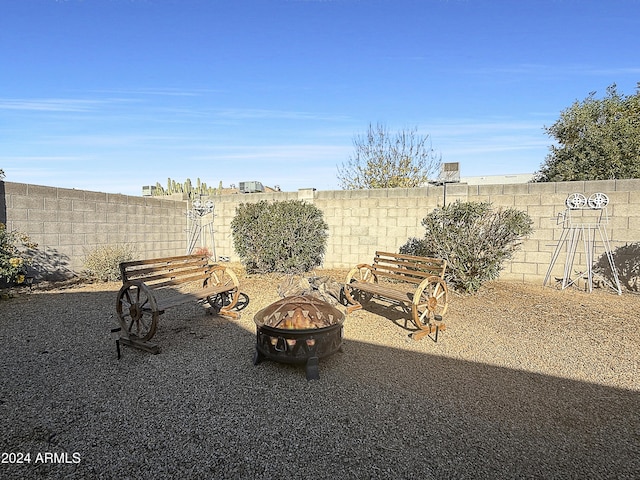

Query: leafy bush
left=0, top=223, right=37, bottom=284
left=400, top=201, right=533, bottom=293
left=83, top=244, right=137, bottom=281
left=231, top=200, right=328, bottom=274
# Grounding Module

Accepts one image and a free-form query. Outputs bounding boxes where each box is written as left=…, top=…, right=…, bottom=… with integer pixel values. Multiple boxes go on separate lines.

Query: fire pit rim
left=253, top=294, right=345, bottom=330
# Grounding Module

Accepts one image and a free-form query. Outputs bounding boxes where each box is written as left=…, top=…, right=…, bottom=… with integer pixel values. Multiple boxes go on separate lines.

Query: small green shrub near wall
left=83, top=244, right=137, bottom=281
left=0, top=223, right=37, bottom=285
left=231, top=200, right=328, bottom=274
left=401, top=201, right=533, bottom=293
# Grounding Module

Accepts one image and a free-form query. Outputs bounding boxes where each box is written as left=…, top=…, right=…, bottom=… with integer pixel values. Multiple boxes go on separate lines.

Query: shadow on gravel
left=597, top=241, right=640, bottom=292
left=1, top=289, right=638, bottom=479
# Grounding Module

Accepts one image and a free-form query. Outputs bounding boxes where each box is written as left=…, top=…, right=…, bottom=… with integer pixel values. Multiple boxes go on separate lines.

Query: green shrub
left=231, top=200, right=328, bottom=274
left=400, top=201, right=533, bottom=293
left=0, top=223, right=37, bottom=284
left=83, top=244, right=137, bottom=281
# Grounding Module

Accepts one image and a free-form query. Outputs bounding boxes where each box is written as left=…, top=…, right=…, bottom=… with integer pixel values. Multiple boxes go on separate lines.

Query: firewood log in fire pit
left=258, top=296, right=341, bottom=330
left=277, top=275, right=343, bottom=307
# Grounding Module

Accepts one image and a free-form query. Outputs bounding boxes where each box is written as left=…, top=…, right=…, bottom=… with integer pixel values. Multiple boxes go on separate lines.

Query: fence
left=1, top=182, right=187, bottom=280
left=2, top=179, right=639, bottom=287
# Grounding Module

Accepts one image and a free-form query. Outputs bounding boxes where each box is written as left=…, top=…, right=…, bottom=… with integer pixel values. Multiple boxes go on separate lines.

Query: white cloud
left=0, top=98, right=124, bottom=112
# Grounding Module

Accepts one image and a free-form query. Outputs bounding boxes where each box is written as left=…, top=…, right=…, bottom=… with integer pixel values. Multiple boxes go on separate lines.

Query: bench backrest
left=371, top=251, right=446, bottom=285
left=120, top=254, right=212, bottom=289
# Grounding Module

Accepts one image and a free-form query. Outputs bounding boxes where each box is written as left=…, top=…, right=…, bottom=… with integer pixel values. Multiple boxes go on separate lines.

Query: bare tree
left=338, top=123, right=441, bottom=189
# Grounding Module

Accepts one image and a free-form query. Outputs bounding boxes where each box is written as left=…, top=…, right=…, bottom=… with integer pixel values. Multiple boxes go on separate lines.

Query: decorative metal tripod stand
left=543, top=192, right=622, bottom=295
left=186, top=199, right=217, bottom=260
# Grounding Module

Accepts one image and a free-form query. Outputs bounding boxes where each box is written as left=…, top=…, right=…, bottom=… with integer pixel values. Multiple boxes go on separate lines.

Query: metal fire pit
left=253, top=295, right=345, bottom=380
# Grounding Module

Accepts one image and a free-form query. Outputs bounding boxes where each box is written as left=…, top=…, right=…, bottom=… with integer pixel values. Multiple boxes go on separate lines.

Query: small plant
left=400, top=201, right=533, bottom=293
left=83, top=244, right=137, bottom=281
left=231, top=200, right=328, bottom=274
left=0, top=223, right=38, bottom=284
left=0, top=223, right=37, bottom=284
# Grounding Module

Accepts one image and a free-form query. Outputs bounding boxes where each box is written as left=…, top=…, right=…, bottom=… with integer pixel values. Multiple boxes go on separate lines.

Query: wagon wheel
left=412, top=277, right=449, bottom=329
left=206, top=266, right=240, bottom=312
left=344, top=264, right=377, bottom=306
left=116, top=282, right=159, bottom=341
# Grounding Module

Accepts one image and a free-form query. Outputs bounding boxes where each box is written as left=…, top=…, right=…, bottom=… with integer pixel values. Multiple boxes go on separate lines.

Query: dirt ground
left=13, top=262, right=638, bottom=392
left=2, top=263, right=638, bottom=479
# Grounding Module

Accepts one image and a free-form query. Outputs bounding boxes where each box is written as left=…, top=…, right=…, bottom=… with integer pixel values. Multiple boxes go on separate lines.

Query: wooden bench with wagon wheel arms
left=343, top=251, right=449, bottom=341
left=115, top=254, right=242, bottom=353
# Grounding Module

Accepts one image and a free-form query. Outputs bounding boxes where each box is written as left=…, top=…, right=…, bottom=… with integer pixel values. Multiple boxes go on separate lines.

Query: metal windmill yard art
left=544, top=193, right=622, bottom=294
left=186, top=198, right=217, bottom=260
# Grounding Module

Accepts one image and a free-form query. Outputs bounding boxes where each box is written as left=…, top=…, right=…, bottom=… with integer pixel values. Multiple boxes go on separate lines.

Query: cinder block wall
left=211, top=180, right=640, bottom=285
left=460, top=179, right=639, bottom=283
left=2, top=179, right=639, bottom=286
left=1, top=182, right=187, bottom=278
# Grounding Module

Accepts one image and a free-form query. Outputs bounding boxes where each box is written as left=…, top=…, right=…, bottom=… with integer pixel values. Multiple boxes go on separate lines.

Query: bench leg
left=412, top=323, right=445, bottom=342
left=207, top=291, right=242, bottom=318
left=118, top=337, right=160, bottom=354
left=346, top=303, right=363, bottom=314
left=343, top=287, right=367, bottom=314
left=219, top=309, right=240, bottom=319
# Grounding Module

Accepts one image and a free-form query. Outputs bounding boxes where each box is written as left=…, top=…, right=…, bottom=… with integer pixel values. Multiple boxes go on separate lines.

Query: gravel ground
left=1, top=267, right=639, bottom=479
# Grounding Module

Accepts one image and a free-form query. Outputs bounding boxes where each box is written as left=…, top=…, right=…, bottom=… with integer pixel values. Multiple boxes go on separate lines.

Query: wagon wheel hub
left=128, top=304, right=141, bottom=319
left=427, top=297, right=438, bottom=312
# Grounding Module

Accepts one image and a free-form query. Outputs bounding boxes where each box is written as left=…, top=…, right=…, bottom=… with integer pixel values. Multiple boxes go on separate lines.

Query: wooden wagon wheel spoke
left=344, top=264, right=377, bottom=306
left=116, top=282, right=159, bottom=341
left=211, top=270, right=232, bottom=288
left=412, top=277, right=449, bottom=328
left=348, top=265, right=377, bottom=284
left=431, top=282, right=447, bottom=302
left=122, top=289, right=134, bottom=306
left=358, top=268, right=374, bottom=283
left=207, top=266, right=240, bottom=312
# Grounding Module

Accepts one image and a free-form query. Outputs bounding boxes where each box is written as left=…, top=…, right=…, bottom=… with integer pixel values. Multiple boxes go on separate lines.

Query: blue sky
left=1, top=0, right=639, bottom=195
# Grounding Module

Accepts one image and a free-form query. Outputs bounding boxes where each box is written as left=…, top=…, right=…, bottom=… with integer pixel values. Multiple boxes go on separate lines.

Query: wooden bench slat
left=350, top=281, right=412, bottom=302
left=123, top=261, right=208, bottom=279
left=121, top=257, right=209, bottom=281
left=371, top=271, right=424, bottom=285
left=126, top=270, right=210, bottom=288
left=376, top=261, right=444, bottom=274
left=374, top=251, right=446, bottom=278
left=371, top=266, right=437, bottom=283
left=122, top=256, right=208, bottom=271
left=375, top=261, right=445, bottom=276
left=375, top=255, right=445, bottom=268
left=155, top=285, right=235, bottom=311
left=375, top=251, right=444, bottom=264
left=120, top=254, right=208, bottom=268
left=149, top=272, right=212, bottom=289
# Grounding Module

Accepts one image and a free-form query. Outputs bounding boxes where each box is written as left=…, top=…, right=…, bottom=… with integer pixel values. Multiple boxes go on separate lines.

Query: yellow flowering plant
left=0, top=223, right=37, bottom=284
